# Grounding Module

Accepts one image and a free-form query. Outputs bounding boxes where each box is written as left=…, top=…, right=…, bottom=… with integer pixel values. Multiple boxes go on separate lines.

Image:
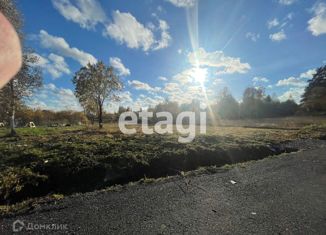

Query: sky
left=16, top=0, right=326, bottom=112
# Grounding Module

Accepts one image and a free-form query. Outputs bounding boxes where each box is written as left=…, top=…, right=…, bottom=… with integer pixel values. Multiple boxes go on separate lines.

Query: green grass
left=0, top=126, right=83, bottom=137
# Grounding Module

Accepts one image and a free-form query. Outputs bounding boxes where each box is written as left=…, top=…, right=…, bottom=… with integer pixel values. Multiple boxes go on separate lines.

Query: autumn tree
left=73, top=61, right=123, bottom=128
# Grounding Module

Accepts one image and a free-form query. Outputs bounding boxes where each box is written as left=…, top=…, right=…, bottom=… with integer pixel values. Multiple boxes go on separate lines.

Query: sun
left=192, top=67, right=207, bottom=84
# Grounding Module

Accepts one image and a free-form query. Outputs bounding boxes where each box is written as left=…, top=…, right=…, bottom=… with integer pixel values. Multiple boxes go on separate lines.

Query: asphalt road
left=1, top=144, right=326, bottom=234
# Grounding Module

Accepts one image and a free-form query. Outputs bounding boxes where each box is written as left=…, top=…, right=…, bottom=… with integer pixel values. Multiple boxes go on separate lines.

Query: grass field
left=0, top=116, right=325, bottom=208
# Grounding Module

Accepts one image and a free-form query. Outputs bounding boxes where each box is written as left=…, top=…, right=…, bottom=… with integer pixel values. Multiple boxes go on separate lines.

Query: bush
left=0, top=167, right=48, bottom=204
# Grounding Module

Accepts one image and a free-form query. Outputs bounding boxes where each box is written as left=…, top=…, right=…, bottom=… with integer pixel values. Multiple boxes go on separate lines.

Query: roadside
left=1, top=142, right=326, bottom=234
left=1, top=124, right=325, bottom=205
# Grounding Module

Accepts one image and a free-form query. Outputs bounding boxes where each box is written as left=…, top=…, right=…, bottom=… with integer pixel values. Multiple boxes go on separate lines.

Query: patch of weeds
left=0, top=167, right=48, bottom=204
left=0, top=194, right=65, bottom=218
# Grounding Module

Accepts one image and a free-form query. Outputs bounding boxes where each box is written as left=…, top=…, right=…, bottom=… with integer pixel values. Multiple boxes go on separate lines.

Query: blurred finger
left=0, top=12, right=22, bottom=89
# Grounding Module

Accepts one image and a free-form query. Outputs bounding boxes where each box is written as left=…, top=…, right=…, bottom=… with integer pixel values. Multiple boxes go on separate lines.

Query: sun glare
left=193, top=67, right=207, bottom=83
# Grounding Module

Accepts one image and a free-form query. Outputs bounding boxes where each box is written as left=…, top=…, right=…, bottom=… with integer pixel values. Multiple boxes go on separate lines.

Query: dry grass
left=0, top=116, right=325, bottom=207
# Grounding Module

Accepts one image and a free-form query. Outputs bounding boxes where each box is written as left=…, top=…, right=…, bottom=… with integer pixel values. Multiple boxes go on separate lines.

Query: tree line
left=123, top=87, right=299, bottom=124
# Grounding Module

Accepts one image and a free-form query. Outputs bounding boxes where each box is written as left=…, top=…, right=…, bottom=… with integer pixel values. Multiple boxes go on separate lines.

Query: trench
left=2, top=143, right=298, bottom=205
left=103, top=143, right=298, bottom=186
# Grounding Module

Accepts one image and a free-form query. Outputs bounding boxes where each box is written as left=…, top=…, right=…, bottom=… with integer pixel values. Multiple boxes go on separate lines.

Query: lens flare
left=193, top=67, right=207, bottom=83
left=185, top=1, right=220, bottom=127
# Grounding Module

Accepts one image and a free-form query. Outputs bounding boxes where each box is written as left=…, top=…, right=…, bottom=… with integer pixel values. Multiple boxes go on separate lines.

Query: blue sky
left=17, top=0, right=326, bottom=112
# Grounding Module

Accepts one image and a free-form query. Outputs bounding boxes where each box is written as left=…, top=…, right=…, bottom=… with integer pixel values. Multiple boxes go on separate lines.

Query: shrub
left=0, top=167, right=48, bottom=204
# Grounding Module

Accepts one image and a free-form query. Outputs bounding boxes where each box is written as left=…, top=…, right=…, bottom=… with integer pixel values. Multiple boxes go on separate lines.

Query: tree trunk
left=9, top=81, right=17, bottom=136
left=10, top=108, right=16, bottom=136
left=98, top=103, right=103, bottom=129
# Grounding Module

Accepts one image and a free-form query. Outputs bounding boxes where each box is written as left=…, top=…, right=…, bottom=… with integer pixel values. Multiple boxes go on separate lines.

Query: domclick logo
left=12, top=220, right=24, bottom=232
left=12, top=220, right=68, bottom=232
left=119, top=111, right=206, bottom=143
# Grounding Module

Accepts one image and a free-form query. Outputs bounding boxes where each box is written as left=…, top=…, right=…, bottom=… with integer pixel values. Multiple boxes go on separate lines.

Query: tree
left=240, top=87, right=265, bottom=118
left=0, top=0, right=42, bottom=135
left=81, top=98, right=97, bottom=125
left=0, top=53, right=43, bottom=135
left=153, top=100, right=180, bottom=123
left=216, top=87, right=239, bottom=119
left=301, top=65, right=326, bottom=113
left=73, top=61, right=123, bottom=128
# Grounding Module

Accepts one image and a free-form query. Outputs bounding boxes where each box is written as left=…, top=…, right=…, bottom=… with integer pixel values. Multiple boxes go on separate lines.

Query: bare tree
left=73, top=61, right=123, bottom=128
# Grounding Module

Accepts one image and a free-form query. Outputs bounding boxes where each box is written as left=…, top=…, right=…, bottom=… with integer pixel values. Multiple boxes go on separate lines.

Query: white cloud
left=39, top=30, right=97, bottom=66
left=172, top=68, right=198, bottom=85
left=106, top=90, right=134, bottom=112
left=167, top=84, right=207, bottom=105
left=286, top=13, right=294, bottom=20
left=53, top=1, right=172, bottom=52
left=48, top=54, right=71, bottom=77
left=308, top=2, right=326, bottom=36
left=166, top=0, right=196, bottom=8
left=153, top=20, right=172, bottom=50
left=163, top=82, right=181, bottom=93
left=158, top=76, right=168, bottom=81
left=133, top=94, right=165, bottom=110
left=30, top=53, right=71, bottom=79
left=119, top=91, right=133, bottom=103
left=46, top=83, right=57, bottom=91
left=104, top=91, right=166, bottom=113
left=109, top=57, right=130, bottom=76
left=278, top=0, right=296, bottom=6
left=188, top=48, right=251, bottom=74
left=128, top=80, right=161, bottom=93
left=252, top=76, right=269, bottom=83
left=213, top=78, right=224, bottom=86
left=276, top=76, right=306, bottom=87
left=269, top=30, right=287, bottom=41
left=157, top=5, right=164, bottom=12
left=299, top=69, right=316, bottom=79
left=103, top=11, right=171, bottom=51
left=268, top=13, right=294, bottom=31
left=276, top=68, right=316, bottom=88
left=246, top=32, right=260, bottom=42
left=52, top=0, right=107, bottom=29
left=267, top=18, right=279, bottom=29
left=177, top=49, right=183, bottom=54
left=161, top=79, right=215, bottom=107
left=279, top=0, right=296, bottom=5
left=26, top=83, right=82, bottom=111
left=104, top=11, right=154, bottom=51
left=278, top=87, right=304, bottom=103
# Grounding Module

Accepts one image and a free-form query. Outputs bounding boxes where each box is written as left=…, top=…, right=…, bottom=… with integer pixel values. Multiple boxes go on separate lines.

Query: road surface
left=1, top=143, right=326, bottom=234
